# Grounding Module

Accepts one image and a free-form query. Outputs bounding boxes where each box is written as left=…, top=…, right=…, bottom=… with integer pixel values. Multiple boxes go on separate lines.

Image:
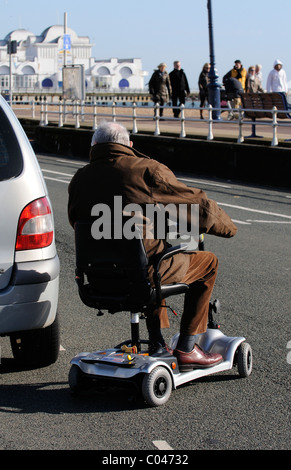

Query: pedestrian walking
left=198, top=63, right=210, bottom=119
left=149, top=63, right=172, bottom=118
left=169, top=61, right=190, bottom=118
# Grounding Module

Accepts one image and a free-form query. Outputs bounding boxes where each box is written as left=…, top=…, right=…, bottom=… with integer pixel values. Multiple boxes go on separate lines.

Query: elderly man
left=68, top=122, right=237, bottom=369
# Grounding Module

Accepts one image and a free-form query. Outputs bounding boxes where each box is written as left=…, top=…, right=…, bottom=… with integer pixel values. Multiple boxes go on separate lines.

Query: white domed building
left=0, top=25, right=147, bottom=94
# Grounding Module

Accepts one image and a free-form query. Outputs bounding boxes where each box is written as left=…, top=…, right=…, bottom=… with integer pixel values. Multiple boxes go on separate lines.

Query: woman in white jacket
left=266, top=59, right=288, bottom=93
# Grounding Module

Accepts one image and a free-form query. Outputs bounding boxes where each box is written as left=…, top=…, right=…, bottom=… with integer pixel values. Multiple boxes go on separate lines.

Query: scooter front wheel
left=142, top=366, right=172, bottom=407
left=237, top=342, right=253, bottom=377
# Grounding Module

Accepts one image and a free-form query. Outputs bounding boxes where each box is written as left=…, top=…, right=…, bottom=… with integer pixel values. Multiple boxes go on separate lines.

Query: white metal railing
left=13, top=98, right=291, bottom=147
left=0, top=85, right=152, bottom=94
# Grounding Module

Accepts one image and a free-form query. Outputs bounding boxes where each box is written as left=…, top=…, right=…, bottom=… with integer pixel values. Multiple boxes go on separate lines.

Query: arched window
left=21, top=66, right=35, bottom=75
left=97, top=66, right=110, bottom=76
left=0, top=66, right=10, bottom=75
left=119, top=79, right=129, bottom=89
left=120, top=67, right=132, bottom=78
left=42, top=78, right=53, bottom=88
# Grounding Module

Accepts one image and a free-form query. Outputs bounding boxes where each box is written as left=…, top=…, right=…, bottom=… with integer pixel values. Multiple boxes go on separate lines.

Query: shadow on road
left=0, top=357, right=241, bottom=413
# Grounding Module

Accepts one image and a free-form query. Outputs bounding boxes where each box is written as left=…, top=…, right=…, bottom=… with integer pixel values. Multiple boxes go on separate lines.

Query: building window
left=21, top=66, right=36, bottom=75
left=42, top=78, right=53, bottom=88
left=97, top=66, right=110, bottom=76
left=95, top=76, right=111, bottom=89
left=0, top=66, right=10, bottom=75
left=119, top=78, right=129, bottom=88
left=14, top=75, right=37, bottom=89
left=0, top=76, right=9, bottom=88
left=120, top=67, right=132, bottom=78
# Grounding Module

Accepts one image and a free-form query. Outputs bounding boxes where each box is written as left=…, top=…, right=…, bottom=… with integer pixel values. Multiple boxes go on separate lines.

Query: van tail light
left=16, top=197, right=54, bottom=251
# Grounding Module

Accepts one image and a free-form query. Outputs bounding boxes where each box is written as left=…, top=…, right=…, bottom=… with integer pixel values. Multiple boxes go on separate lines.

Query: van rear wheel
left=10, top=314, right=60, bottom=368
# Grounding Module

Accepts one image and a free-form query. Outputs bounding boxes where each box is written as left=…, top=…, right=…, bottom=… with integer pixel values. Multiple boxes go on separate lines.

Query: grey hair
left=91, top=121, right=130, bottom=146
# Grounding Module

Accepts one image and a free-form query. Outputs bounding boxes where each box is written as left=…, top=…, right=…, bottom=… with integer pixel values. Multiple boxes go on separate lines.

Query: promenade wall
left=20, top=119, right=291, bottom=189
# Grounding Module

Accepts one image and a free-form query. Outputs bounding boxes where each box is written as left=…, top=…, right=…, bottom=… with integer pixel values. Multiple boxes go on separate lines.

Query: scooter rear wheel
left=69, top=364, right=84, bottom=395
left=142, top=366, right=172, bottom=406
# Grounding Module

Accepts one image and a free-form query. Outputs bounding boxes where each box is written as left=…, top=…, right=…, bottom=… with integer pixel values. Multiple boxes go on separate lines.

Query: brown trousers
left=157, top=251, right=218, bottom=335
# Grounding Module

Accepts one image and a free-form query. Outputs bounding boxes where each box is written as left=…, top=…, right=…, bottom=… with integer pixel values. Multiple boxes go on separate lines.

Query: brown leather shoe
left=173, top=345, right=223, bottom=371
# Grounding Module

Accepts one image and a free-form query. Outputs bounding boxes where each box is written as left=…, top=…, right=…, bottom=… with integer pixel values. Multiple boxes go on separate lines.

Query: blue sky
left=1, top=0, right=290, bottom=90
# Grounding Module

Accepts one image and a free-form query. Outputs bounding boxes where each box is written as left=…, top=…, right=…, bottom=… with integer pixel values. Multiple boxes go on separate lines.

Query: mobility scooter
left=69, top=221, right=252, bottom=407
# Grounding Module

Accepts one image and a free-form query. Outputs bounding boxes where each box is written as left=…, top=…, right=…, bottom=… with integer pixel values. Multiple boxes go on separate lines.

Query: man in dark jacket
left=169, top=61, right=190, bottom=117
left=68, top=122, right=237, bottom=369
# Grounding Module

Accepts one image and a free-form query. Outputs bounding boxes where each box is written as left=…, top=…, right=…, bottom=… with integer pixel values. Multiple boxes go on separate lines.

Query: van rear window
left=0, top=107, right=23, bottom=180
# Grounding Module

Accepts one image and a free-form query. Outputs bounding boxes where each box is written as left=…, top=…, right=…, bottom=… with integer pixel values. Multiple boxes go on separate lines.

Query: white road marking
left=42, top=169, right=73, bottom=177
left=178, top=177, right=231, bottom=189
left=232, top=219, right=252, bottom=225
left=246, top=220, right=291, bottom=224
left=56, top=158, right=85, bottom=166
left=153, top=440, right=173, bottom=450
left=217, top=202, right=291, bottom=220
left=44, top=176, right=70, bottom=184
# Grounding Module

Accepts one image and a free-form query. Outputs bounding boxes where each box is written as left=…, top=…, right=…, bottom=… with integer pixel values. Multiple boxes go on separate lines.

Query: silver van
left=0, top=95, right=60, bottom=367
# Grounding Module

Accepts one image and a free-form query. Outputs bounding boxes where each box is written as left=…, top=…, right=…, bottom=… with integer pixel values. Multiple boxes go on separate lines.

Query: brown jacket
left=68, top=142, right=237, bottom=285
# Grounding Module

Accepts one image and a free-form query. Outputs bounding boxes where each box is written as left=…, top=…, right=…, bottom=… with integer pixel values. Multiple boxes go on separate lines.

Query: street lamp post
left=7, top=39, right=17, bottom=107
left=207, top=0, right=221, bottom=120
